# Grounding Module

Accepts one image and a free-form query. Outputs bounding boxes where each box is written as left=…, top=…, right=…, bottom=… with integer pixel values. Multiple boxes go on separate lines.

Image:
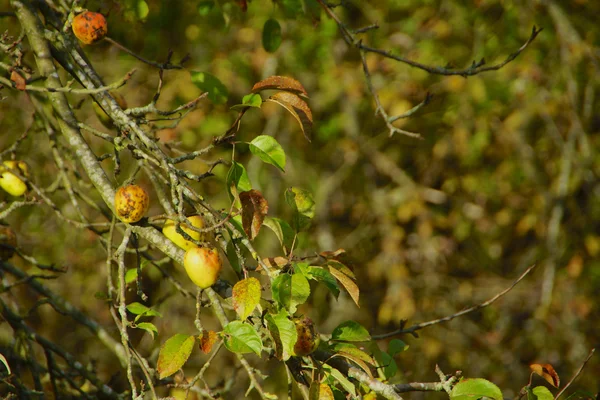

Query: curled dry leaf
left=530, top=363, right=560, bottom=388
left=10, top=70, right=26, bottom=91
left=240, top=189, right=269, bottom=240
left=267, top=91, right=313, bottom=141
left=199, top=330, right=218, bottom=354
left=251, top=76, right=308, bottom=97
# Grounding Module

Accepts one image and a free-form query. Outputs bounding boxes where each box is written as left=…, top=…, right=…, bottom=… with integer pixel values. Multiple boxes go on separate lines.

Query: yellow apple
left=0, top=160, right=29, bottom=197
left=293, top=316, right=320, bottom=356
left=183, top=247, right=222, bottom=289
left=114, top=184, right=149, bottom=223
left=163, top=215, right=212, bottom=251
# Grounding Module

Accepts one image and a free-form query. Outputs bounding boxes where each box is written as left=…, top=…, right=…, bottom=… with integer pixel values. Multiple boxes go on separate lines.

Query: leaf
left=309, top=382, right=335, bottom=400
left=450, top=378, right=503, bottom=400
left=388, top=339, right=409, bottom=355
left=263, top=217, right=295, bottom=253
left=248, top=135, right=286, bottom=172
left=232, top=277, right=262, bottom=320
left=231, top=93, right=263, bottom=111
left=530, top=363, right=560, bottom=388
left=240, top=190, right=269, bottom=240
left=327, top=260, right=355, bottom=279
left=271, top=272, right=310, bottom=313
left=260, top=256, right=289, bottom=271
left=0, top=353, right=11, bottom=375
left=285, top=187, right=315, bottom=232
left=198, top=1, right=214, bottom=16
left=332, top=321, right=370, bottom=342
left=10, top=70, right=26, bottom=91
left=263, top=18, right=282, bottom=53
left=136, top=322, right=158, bottom=339
left=327, top=264, right=360, bottom=308
left=157, top=334, right=196, bottom=379
left=330, top=343, right=375, bottom=365
left=267, top=91, right=313, bottom=141
left=336, top=350, right=373, bottom=378
left=281, top=0, right=302, bottom=18
left=306, top=266, right=340, bottom=297
left=199, top=330, right=218, bottom=354
left=225, top=239, right=242, bottom=274
left=323, top=364, right=356, bottom=397
left=226, top=161, right=252, bottom=202
left=126, top=302, right=150, bottom=315
left=190, top=71, right=228, bottom=104
left=265, top=309, right=297, bottom=361
left=369, top=342, right=398, bottom=379
left=223, top=321, right=262, bottom=355
left=531, top=386, right=554, bottom=400
left=251, top=76, right=308, bottom=97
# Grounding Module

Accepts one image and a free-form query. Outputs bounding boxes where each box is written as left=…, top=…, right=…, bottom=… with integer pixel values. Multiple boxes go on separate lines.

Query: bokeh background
left=0, top=0, right=598, bottom=398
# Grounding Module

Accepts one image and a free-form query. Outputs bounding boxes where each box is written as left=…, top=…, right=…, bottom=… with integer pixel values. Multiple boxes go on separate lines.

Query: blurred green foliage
left=1, top=0, right=598, bottom=398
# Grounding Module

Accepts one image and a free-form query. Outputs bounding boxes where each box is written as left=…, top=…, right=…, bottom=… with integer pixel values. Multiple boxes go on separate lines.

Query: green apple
left=163, top=215, right=211, bottom=251
left=183, top=247, right=222, bottom=289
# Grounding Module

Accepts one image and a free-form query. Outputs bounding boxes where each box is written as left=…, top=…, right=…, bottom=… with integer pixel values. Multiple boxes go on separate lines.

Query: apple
left=0, top=160, right=29, bottom=197
left=183, top=247, right=222, bottom=289
left=114, top=184, right=149, bottom=223
left=72, top=11, right=108, bottom=45
left=293, top=316, right=320, bottom=356
left=163, top=215, right=212, bottom=251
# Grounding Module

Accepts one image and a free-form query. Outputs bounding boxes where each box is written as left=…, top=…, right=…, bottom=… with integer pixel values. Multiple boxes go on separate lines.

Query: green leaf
left=136, top=322, right=158, bottom=339
left=388, top=339, right=409, bottom=355
left=137, top=0, right=149, bottom=19
left=263, top=18, right=282, bottom=53
left=450, top=378, right=503, bottom=400
left=307, top=266, right=340, bottom=297
left=126, top=302, right=149, bottom=315
left=265, top=309, right=297, bottom=361
left=232, top=277, right=262, bottom=320
left=331, top=321, right=370, bottom=342
left=323, top=364, right=356, bottom=397
left=226, top=161, right=252, bottom=201
left=285, top=187, right=315, bottom=231
left=125, top=268, right=138, bottom=284
left=231, top=93, right=263, bottom=111
left=157, top=334, right=196, bottom=379
left=223, top=321, right=263, bottom=355
left=190, top=71, right=228, bottom=104
left=271, top=272, right=310, bottom=313
left=531, top=386, right=554, bottom=400
left=281, top=0, right=302, bottom=18
left=369, top=341, right=398, bottom=380
left=263, top=217, right=295, bottom=253
left=248, top=135, right=286, bottom=172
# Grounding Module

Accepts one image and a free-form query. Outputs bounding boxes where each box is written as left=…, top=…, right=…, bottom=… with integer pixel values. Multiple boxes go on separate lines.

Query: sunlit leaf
left=232, top=277, right=262, bottom=320
left=263, top=217, right=295, bottom=253
left=223, top=321, right=262, bottom=355
left=190, top=71, right=228, bottom=104
left=530, top=363, right=560, bottom=388
left=251, top=76, right=308, bottom=97
left=285, top=187, right=315, bottom=231
left=199, top=330, right=218, bottom=354
left=531, top=386, right=554, bottom=400
left=263, top=18, right=282, bottom=53
left=265, top=309, right=297, bottom=360
left=267, top=91, right=313, bottom=141
left=309, top=382, right=335, bottom=400
left=136, top=322, right=158, bottom=339
left=332, top=321, right=370, bottom=342
left=249, top=135, right=286, bottom=172
left=157, top=334, right=196, bottom=379
left=323, top=364, right=356, bottom=396
left=306, top=266, right=340, bottom=297
left=450, top=378, right=503, bottom=400
left=327, top=264, right=359, bottom=307
left=231, top=93, right=263, bottom=110
left=0, top=353, right=11, bottom=375
left=239, top=190, right=269, bottom=240
left=271, top=272, right=310, bottom=313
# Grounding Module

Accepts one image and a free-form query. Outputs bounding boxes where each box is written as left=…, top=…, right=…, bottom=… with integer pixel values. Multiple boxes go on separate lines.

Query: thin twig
left=554, top=348, right=595, bottom=400
left=372, top=264, right=537, bottom=339
left=0, top=69, right=135, bottom=93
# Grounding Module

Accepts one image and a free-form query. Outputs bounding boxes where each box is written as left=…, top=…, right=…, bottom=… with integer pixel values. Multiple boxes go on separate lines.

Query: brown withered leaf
left=10, top=70, right=26, bottom=91
left=319, top=249, right=346, bottom=260
left=328, top=262, right=360, bottom=308
left=260, top=257, right=289, bottom=270
left=251, top=76, right=308, bottom=97
left=240, top=189, right=268, bottom=240
left=267, top=91, right=313, bottom=141
left=530, top=363, right=560, bottom=388
left=199, top=330, right=218, bottom=354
